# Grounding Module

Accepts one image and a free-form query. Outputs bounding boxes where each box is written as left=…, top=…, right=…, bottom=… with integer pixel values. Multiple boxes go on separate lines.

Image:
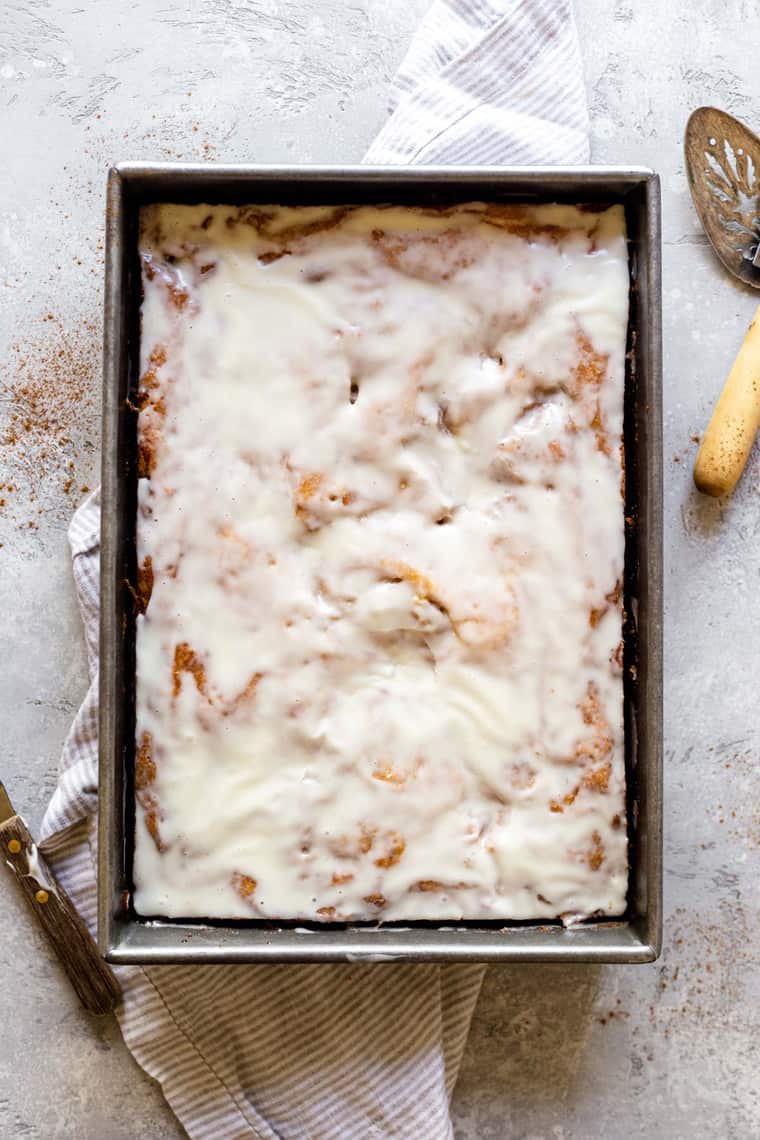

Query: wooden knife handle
left=1, top=816, right=122, bottom=1016
left=694, top=303, right=760, bottom=496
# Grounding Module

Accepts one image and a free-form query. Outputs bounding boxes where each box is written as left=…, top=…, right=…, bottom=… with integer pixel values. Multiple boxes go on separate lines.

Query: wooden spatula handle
left=1, top=815, right=122, bottom=1015
left=694, top=303, right=760, bottom=496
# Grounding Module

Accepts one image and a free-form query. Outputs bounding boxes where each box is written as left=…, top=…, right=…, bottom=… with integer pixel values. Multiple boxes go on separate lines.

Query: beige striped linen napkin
left=39, top=3, right=589, bottom=1136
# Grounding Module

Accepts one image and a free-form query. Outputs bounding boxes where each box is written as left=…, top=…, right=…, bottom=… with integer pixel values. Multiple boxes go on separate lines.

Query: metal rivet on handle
left=35, top=889, right=49, bottom=905
left=7, top=839, right=22, bottom=854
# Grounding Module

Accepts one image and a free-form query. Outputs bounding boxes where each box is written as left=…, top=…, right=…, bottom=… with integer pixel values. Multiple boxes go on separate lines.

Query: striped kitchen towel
left=39, top=3, right=589, bottom=1137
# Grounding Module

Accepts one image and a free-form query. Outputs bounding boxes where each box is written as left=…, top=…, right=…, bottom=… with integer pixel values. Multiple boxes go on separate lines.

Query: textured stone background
left=1, top=1, right=758, bottom=1137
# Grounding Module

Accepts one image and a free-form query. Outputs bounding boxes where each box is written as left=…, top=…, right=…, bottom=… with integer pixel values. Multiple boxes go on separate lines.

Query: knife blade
left=0, top=780, right=121, bottom=1015
left=0, top=780, right=16, bottom=824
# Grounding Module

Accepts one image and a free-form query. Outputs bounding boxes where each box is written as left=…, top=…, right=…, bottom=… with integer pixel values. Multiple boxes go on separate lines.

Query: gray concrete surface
left=1, top=1, right=758, bottom=1137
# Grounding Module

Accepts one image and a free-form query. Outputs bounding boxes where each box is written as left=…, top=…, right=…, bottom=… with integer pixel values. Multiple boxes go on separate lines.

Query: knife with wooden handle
left=694, top=303, right=760, bottom=496
left=0, top=781, right=122, bottom=1016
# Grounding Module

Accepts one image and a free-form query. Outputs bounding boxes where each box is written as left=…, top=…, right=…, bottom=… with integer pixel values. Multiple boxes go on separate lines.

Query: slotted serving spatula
left=685, top=106, right=760, bottom=496
left=0, top=780, right=121, bottom=1015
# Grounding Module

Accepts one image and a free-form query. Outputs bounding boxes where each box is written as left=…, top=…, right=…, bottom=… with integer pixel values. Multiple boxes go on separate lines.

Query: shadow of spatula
left=685, top=106, right=760, bottom=495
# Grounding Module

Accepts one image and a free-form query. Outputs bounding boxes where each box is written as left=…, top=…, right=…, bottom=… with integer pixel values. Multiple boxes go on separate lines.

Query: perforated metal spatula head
left=685, top=106, right=760, bottom=289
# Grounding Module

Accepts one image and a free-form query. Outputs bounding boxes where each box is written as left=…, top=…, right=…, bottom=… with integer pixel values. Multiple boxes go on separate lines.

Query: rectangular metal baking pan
left=99, top=163, right=662, bottom=964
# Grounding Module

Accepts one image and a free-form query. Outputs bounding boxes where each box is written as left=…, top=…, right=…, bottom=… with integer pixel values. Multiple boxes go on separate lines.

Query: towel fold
left=366, top=0, right=589, bottom=165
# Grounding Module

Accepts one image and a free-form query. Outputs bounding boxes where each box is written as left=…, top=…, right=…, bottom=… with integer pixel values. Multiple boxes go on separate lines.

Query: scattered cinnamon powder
left=0, top=315, right=98, bottom=518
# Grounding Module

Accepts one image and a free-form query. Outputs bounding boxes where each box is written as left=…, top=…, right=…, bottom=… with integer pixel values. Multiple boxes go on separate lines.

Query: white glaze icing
left=24, top=839, right=57, bottom=894
left=134, top=202, right=629, bottom=922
